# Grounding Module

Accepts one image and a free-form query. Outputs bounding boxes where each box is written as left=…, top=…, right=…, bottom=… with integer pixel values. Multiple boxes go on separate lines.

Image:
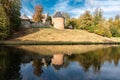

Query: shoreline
left=1, top=41, right=120, bottom=45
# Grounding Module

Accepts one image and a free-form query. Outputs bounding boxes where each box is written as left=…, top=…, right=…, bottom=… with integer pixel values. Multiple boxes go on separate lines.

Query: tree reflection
left=0, top=46, right=24, bottom=80
left=66, top=46, right=120, bottom=72
left=0, top=46, right=120, bottom=79
left=31, top=46, right=120, bottom=75
left=32, top=59, right=43, bottom=76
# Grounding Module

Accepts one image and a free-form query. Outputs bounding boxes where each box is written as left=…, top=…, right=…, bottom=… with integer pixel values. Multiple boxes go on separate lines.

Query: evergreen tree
left=93, top=8, right=103, bottom=25
left=115, top=14, right=120, bottom=21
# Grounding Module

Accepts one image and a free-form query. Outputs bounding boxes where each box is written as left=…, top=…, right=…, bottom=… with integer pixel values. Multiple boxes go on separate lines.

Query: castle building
left=20, top=14, right=31, bottom=28
left=52, top=11, right=65, bottom=29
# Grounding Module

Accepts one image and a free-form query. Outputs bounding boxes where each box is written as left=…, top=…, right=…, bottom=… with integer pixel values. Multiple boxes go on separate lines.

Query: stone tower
left=52, top=11, right=65, bottom=29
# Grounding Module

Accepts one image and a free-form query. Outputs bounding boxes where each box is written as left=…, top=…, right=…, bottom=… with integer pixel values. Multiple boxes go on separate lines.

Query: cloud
left=85, top=0, right=120, bottom=7
left=53, top=0, right=120, bottom=18
left=53, top=0, right=70, bottom=12
left=53, top=0, right=83, bottom=18
left=21, top=0, right=120, bottom=19
left=84, top=0, right=120, bottom=18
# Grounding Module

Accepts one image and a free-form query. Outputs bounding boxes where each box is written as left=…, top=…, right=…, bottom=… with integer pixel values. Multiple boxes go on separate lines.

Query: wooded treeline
left=0, top=0, right=21, bottom=40
left=65, top=9, right=120, bottom=37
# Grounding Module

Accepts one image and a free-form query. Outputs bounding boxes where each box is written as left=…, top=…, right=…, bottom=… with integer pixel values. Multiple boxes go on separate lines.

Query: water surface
left=0, top=45, right=120, bottom=80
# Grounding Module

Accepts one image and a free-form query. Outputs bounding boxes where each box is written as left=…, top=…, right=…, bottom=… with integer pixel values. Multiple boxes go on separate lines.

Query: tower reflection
left=51, top=54, right=64, bottom=70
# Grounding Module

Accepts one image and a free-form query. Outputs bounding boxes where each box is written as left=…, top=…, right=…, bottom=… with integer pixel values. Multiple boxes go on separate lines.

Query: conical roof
left=21, top=14, right=30, bottom=20
left=53, top=11, right=64, bottom=18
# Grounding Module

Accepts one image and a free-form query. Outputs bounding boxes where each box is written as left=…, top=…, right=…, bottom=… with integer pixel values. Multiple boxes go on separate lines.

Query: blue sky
left=21, top=0, right=120, bottom=19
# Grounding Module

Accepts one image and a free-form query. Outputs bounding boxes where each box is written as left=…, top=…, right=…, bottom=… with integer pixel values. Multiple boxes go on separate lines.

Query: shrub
left=65, top=18, right=78, bottom=29
left=110, top=26, right=120, bottom=37
left=87, top=24, right=112, bottom=38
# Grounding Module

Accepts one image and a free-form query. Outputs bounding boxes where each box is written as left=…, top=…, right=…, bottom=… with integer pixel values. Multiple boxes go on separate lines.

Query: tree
left=66, top=18, right=78, bottom=29
left=46, top=15, right=52, bottom=25
left=2, top=0, right=21, bottom=32
left=62, top=12, right=70, bottom=21
left=62, top=12, right=71, bottom=28
left=0, top=5, right=10, bottom=40
left=115, top=14, right=120, bottom=21
left=93, top=8, right=103, bottom=25
left=0, top=0, right=21, bottom=34
left=32, top=5, right=43, bottom=22
left=109, top=14, right=120, bottom=37
left=108, top=17, right=113, bottom=23
left=77, top=10, right=93, bottom=30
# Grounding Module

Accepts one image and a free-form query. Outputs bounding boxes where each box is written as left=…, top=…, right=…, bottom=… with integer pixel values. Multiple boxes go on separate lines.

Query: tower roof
left=21, top=14, right=30, bottom=20
left=53, top=11, right=64, bottom=18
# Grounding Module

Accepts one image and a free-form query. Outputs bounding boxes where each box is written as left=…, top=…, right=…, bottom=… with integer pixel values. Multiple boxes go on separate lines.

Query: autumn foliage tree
left=32, top=5, right=43, bottom=22
left=109, top=15, right=120, bottom=37
left=71, top=9, right=113, bottom=37
left=77, top=10, right=93, bottom=30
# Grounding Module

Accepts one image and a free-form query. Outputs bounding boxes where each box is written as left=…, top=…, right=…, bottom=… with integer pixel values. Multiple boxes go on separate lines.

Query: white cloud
left=21, top=0, right=120, bottom=19
left=53, top=0, right=70, bottom=12
left=53, top=0, right=120, bottom=18
left=21, top=0, right=38, bottom=18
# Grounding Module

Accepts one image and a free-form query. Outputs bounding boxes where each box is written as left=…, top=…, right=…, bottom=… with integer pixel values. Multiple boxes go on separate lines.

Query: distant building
left=20, top=14, right=31, bottom=28
left=52, top=11, right=65, bottom=29
left=42, top=13, right=48, bottom=23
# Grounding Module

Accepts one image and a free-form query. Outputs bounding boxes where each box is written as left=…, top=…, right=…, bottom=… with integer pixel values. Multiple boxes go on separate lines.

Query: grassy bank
left=1, top=41, right=120, bottom=45
left=4, top=28, right=120, bottom=45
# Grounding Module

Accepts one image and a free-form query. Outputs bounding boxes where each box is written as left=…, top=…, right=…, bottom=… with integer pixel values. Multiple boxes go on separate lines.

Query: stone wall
left=21, top=20, right=51, bottom=28
left=31, top=22, right=50, bottom=28
left=21, top=20, right=31, bottom=28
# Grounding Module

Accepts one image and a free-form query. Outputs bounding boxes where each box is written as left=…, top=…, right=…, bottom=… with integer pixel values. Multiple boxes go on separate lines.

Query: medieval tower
left=52, top=11, right=65, bottom=29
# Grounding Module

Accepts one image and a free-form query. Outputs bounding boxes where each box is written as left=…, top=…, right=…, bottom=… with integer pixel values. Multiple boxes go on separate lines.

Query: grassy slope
left=13, top=28, right=119, bottom=43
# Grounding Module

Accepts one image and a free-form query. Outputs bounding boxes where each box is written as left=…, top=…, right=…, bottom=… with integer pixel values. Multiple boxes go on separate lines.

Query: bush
left=87, top=24, right=112, bottom=38
left=110, top=26, right=120, bottom=37
left=94, top=27, right=112, bottom=37
left=65, top=19, right=78, bottom=29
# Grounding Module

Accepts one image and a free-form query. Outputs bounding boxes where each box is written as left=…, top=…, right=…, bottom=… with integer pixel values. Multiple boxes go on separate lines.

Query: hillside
left=12, top=28, right=119, bottom=43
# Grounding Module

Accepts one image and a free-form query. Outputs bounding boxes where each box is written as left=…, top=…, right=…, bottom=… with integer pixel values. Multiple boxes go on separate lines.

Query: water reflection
left=0, top=45, right=120, bottom=80
left=51, top=54, right=64, bottom=70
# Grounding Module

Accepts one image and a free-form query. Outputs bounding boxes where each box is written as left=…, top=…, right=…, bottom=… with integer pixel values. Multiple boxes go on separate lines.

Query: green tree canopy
left=0, top=5, right=10, bottom=40
left=0, top=0, right=21, bottom=39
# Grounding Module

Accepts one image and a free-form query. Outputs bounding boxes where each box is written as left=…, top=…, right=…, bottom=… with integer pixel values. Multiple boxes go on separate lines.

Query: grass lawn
left=1, top=28, right=120, bottom=45
left=12, top=28, right=120, bottom=42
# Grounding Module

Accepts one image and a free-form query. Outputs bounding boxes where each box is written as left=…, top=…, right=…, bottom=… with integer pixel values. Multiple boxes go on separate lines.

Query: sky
left=21, top=0, right=120, bottom=19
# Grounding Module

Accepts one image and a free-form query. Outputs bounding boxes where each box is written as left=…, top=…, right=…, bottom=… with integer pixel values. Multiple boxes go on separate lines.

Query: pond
left=0, top=45, right=120, bottom=80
